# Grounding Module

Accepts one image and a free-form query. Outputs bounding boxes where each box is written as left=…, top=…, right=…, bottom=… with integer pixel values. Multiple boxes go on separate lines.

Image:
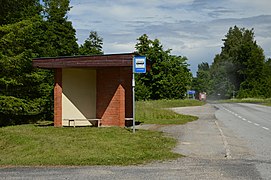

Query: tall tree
left=204, top=26, right=267, bottom=99
left=209, top=55, right=235, bottom=99
left=43, top=0, right=70, bottom=23
left=0, top=0, right=41, bottom=25
left=221, top=26, right=265, bottom=90
left=192, top=62, right=212, bottom=96
left=42, top=0, right=78, bottom=56
left=78, top=31, right=103, bottom=55
left=262, top=58, right=271, bottom=97
left=0, top=0, right=80, bottom=126
left=135, top=34, right=192, bottom=100
left=0, top=18, right=53, bottom=126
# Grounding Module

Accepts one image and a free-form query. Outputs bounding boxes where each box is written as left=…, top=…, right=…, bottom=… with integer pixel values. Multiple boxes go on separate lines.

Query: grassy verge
left=219, top=98, right=271, bottom=106
left=0, top=125, right=180, bottom=166
left=136, top=99, right=205, bottom=124
left=0, top=99, right=204, bottom=166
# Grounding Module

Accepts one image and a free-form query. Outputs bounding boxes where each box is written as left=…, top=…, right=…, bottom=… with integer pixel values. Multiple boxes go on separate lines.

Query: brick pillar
left=121, top=68, right=132, bottom=118
left=54, top=68, right=62, bottom=127
left=96, top=68, right=126, bottom=127
left=118, top=84, right=125, bottom=127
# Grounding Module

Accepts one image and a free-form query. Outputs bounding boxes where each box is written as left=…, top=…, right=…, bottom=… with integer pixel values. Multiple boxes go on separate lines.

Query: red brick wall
left=96, top=67, right=132, bottom=127
left=54, top=68, right=62, bottom=127
left=121, top=68, right=133, bottom=118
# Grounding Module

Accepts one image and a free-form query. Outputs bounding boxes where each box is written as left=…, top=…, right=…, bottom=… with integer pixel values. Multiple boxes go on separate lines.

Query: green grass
left=136, top=99, right=204, bottom=124
left=219, top=98, right=271, bottom=106
left=0, top=99, right=204, bottom=166
left=264, top=102, right=271, bottom=106
left=0, top=125, right=180, bottom=166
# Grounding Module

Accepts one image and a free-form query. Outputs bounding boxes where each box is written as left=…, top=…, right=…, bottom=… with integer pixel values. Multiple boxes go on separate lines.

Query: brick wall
left=54, top=68, right=62, bottom=127
left=96, top=67, right=132, bottom=127
left=121, top=68, right=133, bottom=118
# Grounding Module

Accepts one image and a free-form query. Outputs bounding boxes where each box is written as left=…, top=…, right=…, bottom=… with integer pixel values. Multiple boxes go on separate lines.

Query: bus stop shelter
left=33, top=53, right=135, bottom=127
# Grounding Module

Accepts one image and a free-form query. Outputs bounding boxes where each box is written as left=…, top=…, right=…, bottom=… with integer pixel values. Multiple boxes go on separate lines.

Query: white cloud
left=68, top=0, right=271, bottom=75
left=104, top=42, right=136, bottom=54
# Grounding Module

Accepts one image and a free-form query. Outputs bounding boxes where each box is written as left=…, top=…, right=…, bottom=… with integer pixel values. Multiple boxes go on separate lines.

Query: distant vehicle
left=199, top=92, right=207, bottom=101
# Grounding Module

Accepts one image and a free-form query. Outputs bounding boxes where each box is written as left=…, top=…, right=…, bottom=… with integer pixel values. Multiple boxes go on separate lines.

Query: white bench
left=64, top=119, right=101, bottom=127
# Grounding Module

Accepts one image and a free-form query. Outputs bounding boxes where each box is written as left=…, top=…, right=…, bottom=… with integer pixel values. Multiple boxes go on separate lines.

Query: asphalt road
left=0, top=103, right=270, bottom=179
left=214, top=103, right=271, bottom=179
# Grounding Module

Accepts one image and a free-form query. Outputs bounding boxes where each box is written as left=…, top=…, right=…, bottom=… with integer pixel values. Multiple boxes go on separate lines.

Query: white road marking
left=262, top=127, right=270, bottom=131
left=215, top=120, right=231, bottom=159
left=223, top=107, right=269, bottom=132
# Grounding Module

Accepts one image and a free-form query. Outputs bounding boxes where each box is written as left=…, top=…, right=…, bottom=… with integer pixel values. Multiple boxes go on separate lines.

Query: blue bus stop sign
left=188, top=90, right=196, bottom=95
left=133, top=56, right=146, bottom=73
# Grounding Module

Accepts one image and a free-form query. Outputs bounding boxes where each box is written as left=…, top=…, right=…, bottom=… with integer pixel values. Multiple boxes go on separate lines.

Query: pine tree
left=42, top=0, right=78, bottom=56
left=79, top=31, right=103, bottom=55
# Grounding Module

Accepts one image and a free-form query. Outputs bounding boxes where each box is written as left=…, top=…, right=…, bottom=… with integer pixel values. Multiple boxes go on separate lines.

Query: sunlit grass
left=0, top=125, right=180, bottom=166
left=220, top=98, right=271, bottom=106
left=136, top=99, right=204, bottom=124
left=0, top=99, right=204, bottom=166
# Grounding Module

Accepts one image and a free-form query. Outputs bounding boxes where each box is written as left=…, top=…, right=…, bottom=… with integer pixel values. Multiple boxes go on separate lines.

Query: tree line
left=0, top=0, right=103, bottom=126
left=193, top=26, right=271, bottom=99
left=0, top=0, right=192, bottom=126
left=3, top=1, right=266, bottom=127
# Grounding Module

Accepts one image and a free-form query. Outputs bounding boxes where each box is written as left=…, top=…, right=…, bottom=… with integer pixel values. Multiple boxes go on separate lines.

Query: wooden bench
left=64, top=119, right=101, bottom=127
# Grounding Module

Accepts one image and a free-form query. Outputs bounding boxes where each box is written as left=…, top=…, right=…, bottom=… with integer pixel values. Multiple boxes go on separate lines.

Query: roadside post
left=187, top=90, right=196, bottom=99
left=133, top=56, right=146, bottom=133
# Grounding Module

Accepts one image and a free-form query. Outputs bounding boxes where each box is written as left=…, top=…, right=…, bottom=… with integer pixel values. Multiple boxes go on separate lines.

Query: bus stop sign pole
left=132, top=56, right=146, bottom=133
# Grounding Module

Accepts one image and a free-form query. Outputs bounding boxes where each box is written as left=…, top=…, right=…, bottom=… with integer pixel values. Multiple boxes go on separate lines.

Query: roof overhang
left=33, top=53, right=136, bottom=69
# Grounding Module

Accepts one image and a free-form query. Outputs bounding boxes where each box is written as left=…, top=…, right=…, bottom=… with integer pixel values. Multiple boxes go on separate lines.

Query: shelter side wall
left=121, top=68, right=132, bottom=118
left=97, top=68, right=132, bottom=127
left=62, top=68, right=96, bottom=126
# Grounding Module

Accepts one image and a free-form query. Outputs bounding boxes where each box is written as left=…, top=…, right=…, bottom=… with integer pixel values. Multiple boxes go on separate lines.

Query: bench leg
left=68, top=120, right=75, bottom=127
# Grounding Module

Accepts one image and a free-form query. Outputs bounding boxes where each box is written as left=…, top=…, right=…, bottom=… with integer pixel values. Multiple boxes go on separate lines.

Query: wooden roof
left=33, top=53, right=136, bottom=69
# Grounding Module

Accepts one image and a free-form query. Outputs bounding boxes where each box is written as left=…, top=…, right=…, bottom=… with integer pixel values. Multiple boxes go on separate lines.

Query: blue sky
left=67, top=0, right=271, bottom=75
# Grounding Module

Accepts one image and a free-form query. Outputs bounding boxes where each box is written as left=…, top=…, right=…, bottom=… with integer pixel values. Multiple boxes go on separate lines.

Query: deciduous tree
left=197, top=26, right=268, bottom=99
left=0, top=0, right=79, bottom=126
left=0, top=19, right=53, bottom=126
left=135, top=34, right=192, bottom=100
left=0, top=0, right=41, bottom=25
left=192, top=62, right=212, bottom=96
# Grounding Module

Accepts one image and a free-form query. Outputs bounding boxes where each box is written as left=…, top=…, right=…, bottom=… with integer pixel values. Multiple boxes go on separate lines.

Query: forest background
left=0, top=0, right=270, bottom=126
